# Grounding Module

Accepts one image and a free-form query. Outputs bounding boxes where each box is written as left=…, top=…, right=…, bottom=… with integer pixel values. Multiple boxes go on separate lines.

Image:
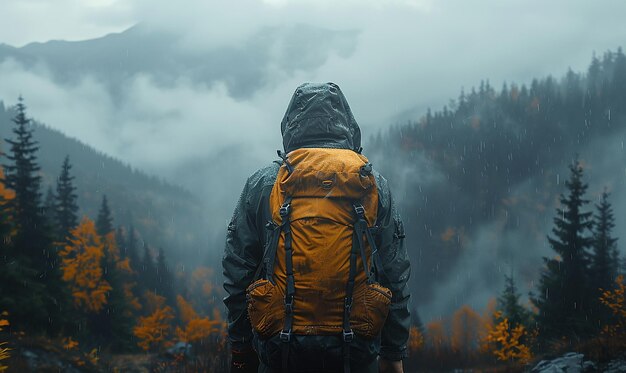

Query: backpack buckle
left=353, top=204, right=365, bottom=217
left=285, top=295, right=294, bottom=314
left=343, top=330, right=354, bottom=343
left=279, top=203, right=291, bottom=217
left=280, top=330, right=292, bottom=342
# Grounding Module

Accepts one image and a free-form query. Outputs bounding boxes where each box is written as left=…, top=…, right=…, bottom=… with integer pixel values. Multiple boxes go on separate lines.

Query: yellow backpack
left=246, top=147, right=392, bottom=350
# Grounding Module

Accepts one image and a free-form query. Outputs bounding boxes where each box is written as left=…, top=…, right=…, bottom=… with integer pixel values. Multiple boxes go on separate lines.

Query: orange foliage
left=425, top=320, right=447, bottom=353
left=0, top=312, right=10, bottom=371
left=484, top=312, right=532, bottom=364
left=177, top=295, right=199, bottom=324
left=59, top=217, right=112, bottom=313
left=63, top=337, right=79, bottom=351
left=133, top=305, right=175, bottom=352
left=175, top=295, right=223, bottom=344
left=124, top=283, right=141, bottom=312
left=408, top=326, right=424, bottom=353
left=144, top=292, right=167, bottom=314
left=192, top=266, right=215, bottom=297
left=599, top=275, right=626, bottom=347
left=0, top=169, right=15, bottom=202
left=451, top=305, right=484, bottom=355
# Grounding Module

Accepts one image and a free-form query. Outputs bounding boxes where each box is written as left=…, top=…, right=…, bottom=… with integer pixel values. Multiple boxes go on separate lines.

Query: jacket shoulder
left=246, top=162, right=280, bottom=191
left=373, top=169, right=392, bottom=214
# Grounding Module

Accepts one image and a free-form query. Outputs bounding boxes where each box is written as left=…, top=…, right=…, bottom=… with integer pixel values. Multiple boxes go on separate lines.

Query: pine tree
left=589, top=189, right=619, bottom=327
left=94, top=230, right=136, bottom=351
left=140, top=243, right=157, bottom=293
left=127, top=225, right=141, bottom=271
left=43, top=187, right=57, bottom=236
left=56, top=155, right=78, bottom=243
left=156, top=248, right=175, bottom=306
left=532, top=157, right=594, bottom=341
left=498, top=275, right=531, bottom=329
left=96, top=195, right=113, bottom=236
left=1, top=97, right=67, bottom=334
left=116, top=226, right=127, bottom=258
left=2, top=97, right=47, bottom=266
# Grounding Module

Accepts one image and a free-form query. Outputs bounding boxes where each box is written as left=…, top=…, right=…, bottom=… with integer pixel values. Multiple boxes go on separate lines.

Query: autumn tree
left=56, top=155, right=79, bottom=243
left=599, top=275, right=626, bottom=350
left=532, top=158, right=594, bottom=341
left=425, top=320, right=447, bottom=355
left=0, top=312, right=10, bottom=371
left=134, top=293, right=174, bottom=352
left=451, top=305, right=484, bottom=357
left=175, top=295, right=222, bottom=348
left=408, top=326, right=425, bottom=354
left=59, top=217, right=112, bottom=313
left=92, top=229, right=137, bottom=351
left=485, top=312, right=532, bottom=364
left=0, top=168, right=14, bottom=257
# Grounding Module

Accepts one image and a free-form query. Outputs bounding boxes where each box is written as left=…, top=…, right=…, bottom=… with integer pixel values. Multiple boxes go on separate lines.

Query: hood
left=281, top=82, right=361, bottom=153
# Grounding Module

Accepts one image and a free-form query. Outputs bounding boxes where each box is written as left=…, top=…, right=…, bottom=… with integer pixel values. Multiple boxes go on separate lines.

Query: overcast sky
left=2, top=0, right=626, bottom=175
left=1, top=0, right=626, bottom=322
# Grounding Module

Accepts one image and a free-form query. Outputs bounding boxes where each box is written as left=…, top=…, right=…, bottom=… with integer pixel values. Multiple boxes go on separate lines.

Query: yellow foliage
left=599, top=275, right=626, bottom=346
left=192, top=267, right=215, bottom=296
left=177, top=295, right=198, bottom=324
left=133, top=306, right=175, bottom=352
left=144, top=292, right=167, bottom=315
left=485, top=312, right=532, bottom=364
left=59, top=217, right=112, bottom=313
left=63, top=337, right=79, bottom=351
left=425, top=320, right=447, bottom=353
left=124, top=284, right=141, bottom=312
left=408, top=326, right=424, bottom=353
left=0, top=313, right=10, bottom=371
left=175, top=318, right=222, bottom=343
left=174, top=296, right=223, bottom=344
left=451, top=305, right=484, bottom=354
left=0, top=169, right=15, bottom=202
left=85, top=348, right=99, bottom=365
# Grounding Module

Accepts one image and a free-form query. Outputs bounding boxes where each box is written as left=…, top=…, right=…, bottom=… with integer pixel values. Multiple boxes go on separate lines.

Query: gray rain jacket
left=222, top=82, right=411, bottom=363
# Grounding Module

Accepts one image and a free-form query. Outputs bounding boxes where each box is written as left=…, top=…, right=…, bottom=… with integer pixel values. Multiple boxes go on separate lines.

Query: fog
left=1, top=0, right=626, bottom=322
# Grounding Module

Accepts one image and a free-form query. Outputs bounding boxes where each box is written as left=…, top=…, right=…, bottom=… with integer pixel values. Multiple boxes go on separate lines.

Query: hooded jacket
left=222, top=82, right=411, bottom=362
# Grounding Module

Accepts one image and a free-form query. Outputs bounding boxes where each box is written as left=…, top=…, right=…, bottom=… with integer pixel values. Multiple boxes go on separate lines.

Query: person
left=223, top=82, right=411, bottom=373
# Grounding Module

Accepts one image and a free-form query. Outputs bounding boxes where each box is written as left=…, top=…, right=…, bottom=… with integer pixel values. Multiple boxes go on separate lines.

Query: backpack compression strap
left=279, top=197, right=294, bottom=373
left=341, top=202, right=382, bottom=373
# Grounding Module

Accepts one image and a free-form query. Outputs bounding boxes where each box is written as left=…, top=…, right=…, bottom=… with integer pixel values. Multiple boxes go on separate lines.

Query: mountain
left=0, top=101, right=208, bottom=263
left=0, top=24, right=358, bottom=100
left=368, top=48, right=626, bottom=320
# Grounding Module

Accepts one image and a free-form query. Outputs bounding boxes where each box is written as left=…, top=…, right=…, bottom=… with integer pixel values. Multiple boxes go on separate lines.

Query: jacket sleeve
left=222, top=180, right=264, bottom=349
left=376, top=187, right=411, bottom=361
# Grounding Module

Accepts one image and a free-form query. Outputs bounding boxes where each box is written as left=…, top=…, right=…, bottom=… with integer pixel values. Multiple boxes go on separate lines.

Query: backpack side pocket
left=246, top=279, right=284, bottom=339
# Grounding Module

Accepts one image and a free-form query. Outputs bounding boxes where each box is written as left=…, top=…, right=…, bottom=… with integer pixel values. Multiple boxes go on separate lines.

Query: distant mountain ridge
left=0, top=100, right=207, bottom=262
left=0, top=23, right=358, bottom=99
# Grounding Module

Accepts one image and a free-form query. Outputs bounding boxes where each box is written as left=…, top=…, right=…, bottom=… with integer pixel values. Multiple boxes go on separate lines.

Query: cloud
left=0, top=0, right=134, bottom=46
left=2, top=0, right=626, bottom=321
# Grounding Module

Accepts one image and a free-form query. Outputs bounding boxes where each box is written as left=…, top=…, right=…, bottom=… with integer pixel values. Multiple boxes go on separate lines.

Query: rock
left=165, top=341, right=192, bottom=357
left=605, top=359, right=626, bottom=373
left=531, top=352, right=595, bottom=373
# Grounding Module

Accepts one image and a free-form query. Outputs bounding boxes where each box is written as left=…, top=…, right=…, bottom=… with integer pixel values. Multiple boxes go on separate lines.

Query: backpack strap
left=277, top=150, right=294, bottom=174
left=353, top=203, right=380, bottom=283
left=278, top=196, right=294, bottom=373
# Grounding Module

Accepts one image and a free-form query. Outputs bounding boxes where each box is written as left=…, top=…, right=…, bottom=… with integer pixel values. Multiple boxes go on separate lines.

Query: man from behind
left=223, top=82, right=411, bottom=373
